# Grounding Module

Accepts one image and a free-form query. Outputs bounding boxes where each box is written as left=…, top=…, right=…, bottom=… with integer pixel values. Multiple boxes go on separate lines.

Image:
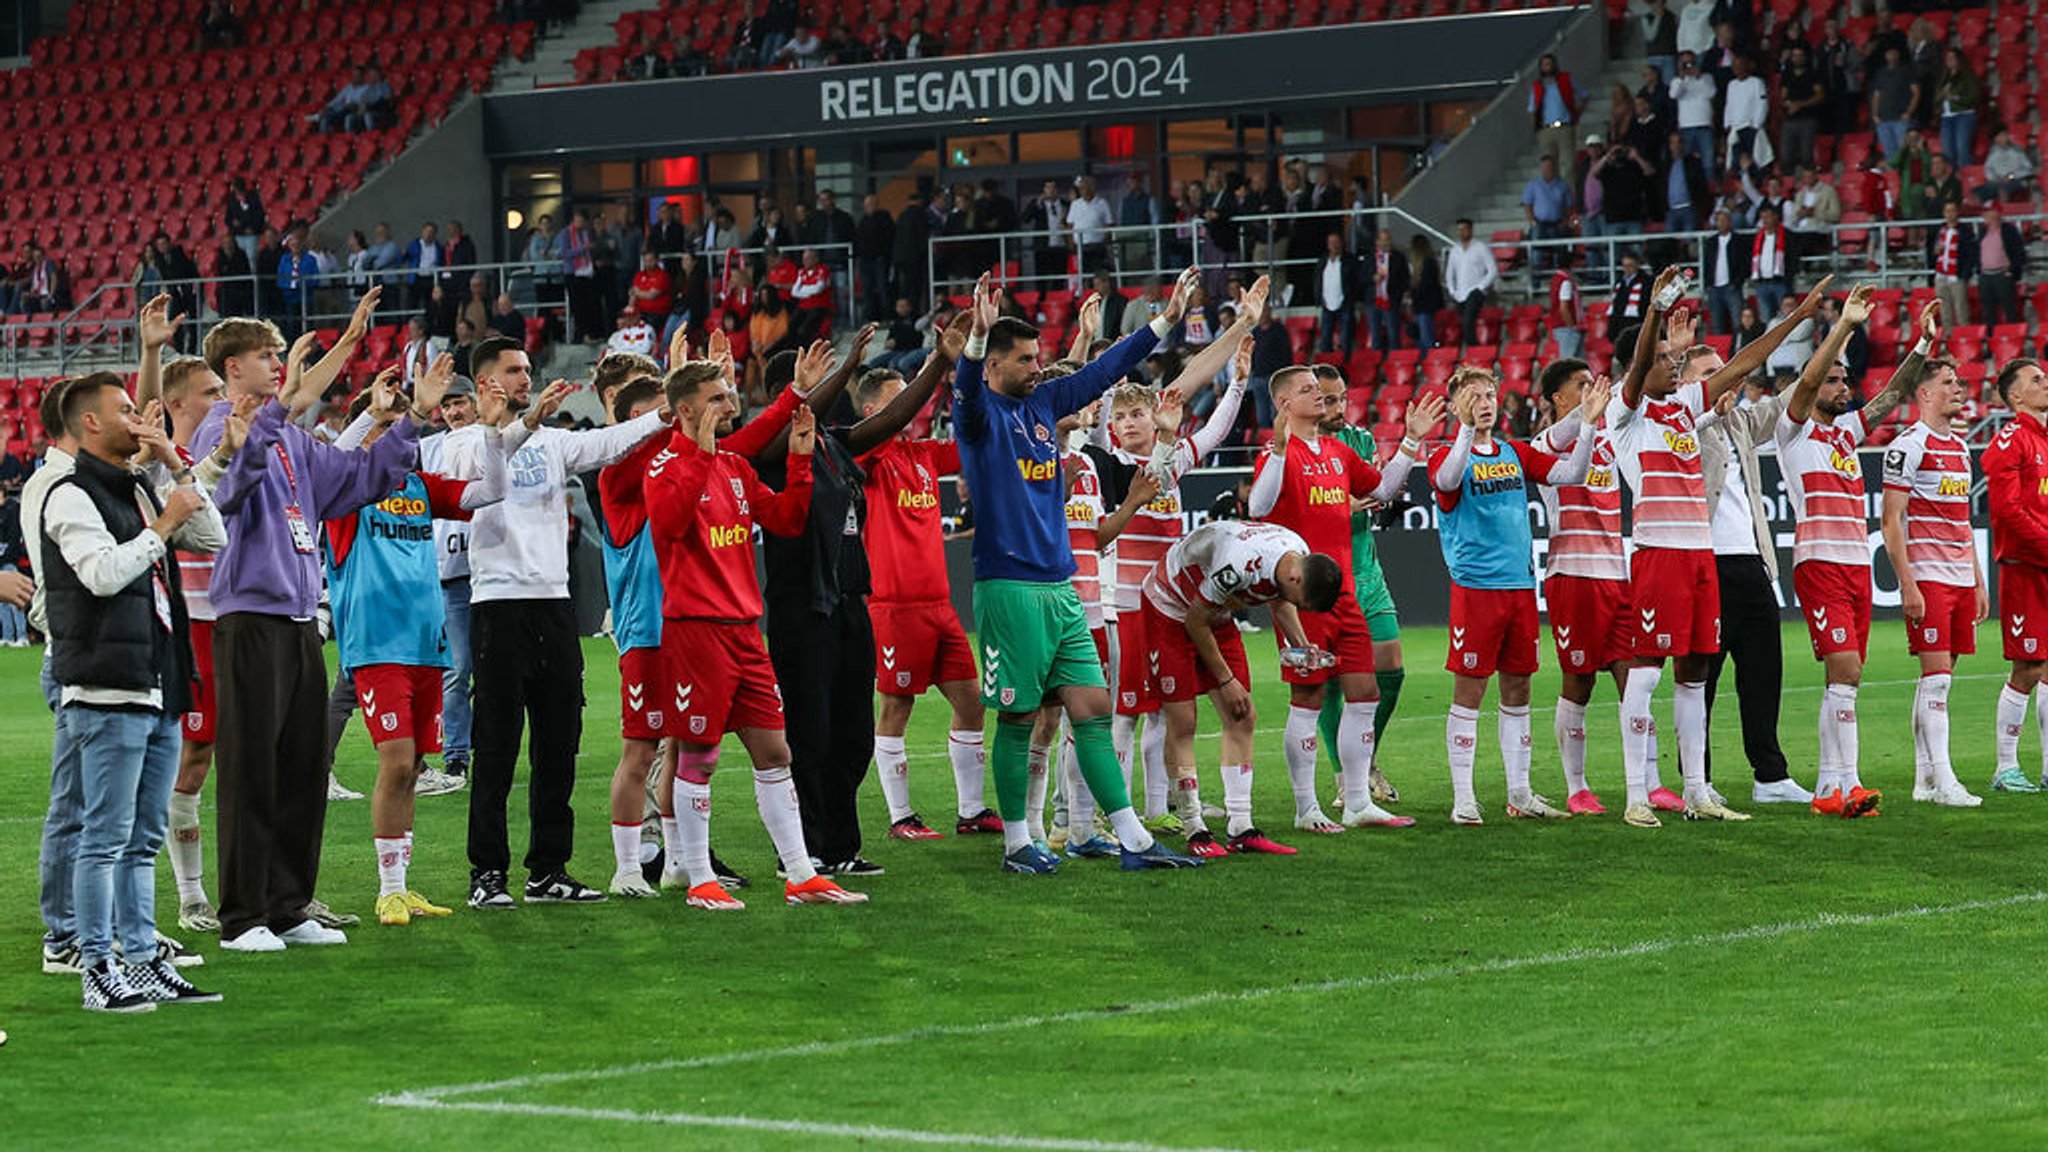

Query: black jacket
left=1410, top=254, right=1445, bottom=313
left=758, top=427, right=868, bottom=615
left=1702, top=230, right=1751, bottom=288
left=39, top=452, right=193, bottom=711
left=891, top=205, right=932, bottom=267
left=855, top=210, right=895, bottom=261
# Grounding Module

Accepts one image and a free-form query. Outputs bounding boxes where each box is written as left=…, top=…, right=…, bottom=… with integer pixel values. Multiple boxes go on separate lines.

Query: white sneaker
left=220, top=926, right=286, bottom=953
left=1292, top=808, right=1345, bottom=834
left=277, top=920, right=348, bottom=946
left=610, top=871, right=659, bottom=898
left=1926, top=782, right=1985, bottom=808
left=1683, top=787, right=1752, bottom=822
left=1505, top=791, right=1570, bottom=819
left=1451, top=801, right=1485, bottom=825
left=327, top=773, right=364, bottom=801
left=414, top=768, right=466, bottom=797
left=1751, top=778, right=1815, bottom=805
left=658, top=868, right=691, bottom=891
left=1342, top=799, right=1414, bottom=828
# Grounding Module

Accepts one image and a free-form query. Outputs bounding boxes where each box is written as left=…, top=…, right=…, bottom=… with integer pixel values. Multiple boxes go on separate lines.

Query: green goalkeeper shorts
left=973, top=579, right=1107, bottom=713
left=1355, top=561, right=1401, bottom=642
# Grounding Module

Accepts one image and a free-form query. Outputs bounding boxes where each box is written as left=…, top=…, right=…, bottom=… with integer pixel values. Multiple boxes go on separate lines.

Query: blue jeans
left=39, top=655, right=82, bottom=945
left=1413, top=310, right=1436, bottom=352
left=1752, top=279, right=1788, bottom=325
left=1648, top=55, right=1675, bottom=85
left=1550, top=325, right=1584, bottom=361
left=0, top=602, right=24, bottom=642
left=1680, top=126, right=1717, bottom=179
left=1366, top=304, right=1399, bottom=351
left=1666, top=205, right=1698, bottom=234
left=1317, top=307, right=1353, bottom=353
left=1706, top=284, right=1744, bottom=336
left=1875, top=120, right=1908, bottom=160
left=1940, top=112, right=1977, bottom=166
left=69, top=706, right=181, bottom=964
left=442, top=578, right=473, bottom=768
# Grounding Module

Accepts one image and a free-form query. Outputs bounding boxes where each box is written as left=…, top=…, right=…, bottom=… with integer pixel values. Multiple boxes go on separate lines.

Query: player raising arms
left=1981, top=358, right=2048, bottom=795
left=1531, top=358, right=1634, bottom=814
left=1608, top=267, right=1828, bottom=827
left=645, top=359, right=867, bottom=909
left=1775, top=285, right=1914, bottom=818
left=1251, top=365, right=1439, bottom=831
left=954, top=267, right=1203, bottom=874
left=1880, top=339, right=1987, bottom=806
left=1432, top=365, right=1600, bottom=823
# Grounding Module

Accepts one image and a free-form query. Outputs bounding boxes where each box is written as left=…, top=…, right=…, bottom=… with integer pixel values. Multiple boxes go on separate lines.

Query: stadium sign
left=818, top=51, right=1191, bottom=124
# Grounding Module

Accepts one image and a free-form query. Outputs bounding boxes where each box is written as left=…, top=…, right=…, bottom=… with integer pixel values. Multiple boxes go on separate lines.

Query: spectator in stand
left=1762, top=294, right=1814, bottom=376
left=871, top=296, right=928, bottom=374
left=20, top=242, right=61, bottom=313
left=1729, top=302, right=1764, bottom=350
left=1905, top=18, right=1941, bottom=129
left=903, top=19, right=940, bottom=59
left=1920, top=154, right=1963, bottom=214
left=0, top=245, right=24, bottom=315
left=440, top=220, right=477, bottom=298
left=777, top=24, right=825, bottom=69
left=1121, top=276, right=1167, bottom=338
left=1625, top=93, right=1666, bottom=162
left=404, top=221, right=441, bottom=313
left=1776, top=44, right=1824, bottom=172
left=1669, top=51, right=1718, bottom=179
left=743, top=287, right=792, bottom=399
left=790, top=248, right=833, bottom=340
left=1592, top=140, right=1655, bottom=250
left=151, top=234, right=201, bottom=352
left=605, top=309, right=656, bottom=358
left=628, top=250, right=672, bottom=338
left=344, top=230, right=375, bottom=300
left=701, top=207, right=739, bottom=259
left=890, top=192, right=930, bottom=311
left=1578, top=134, right=1609, bottom=242
left=1974, top=204, right=2026, bottom=328
left=1520, top=155, right=1573, bottom=271
left=214, top=231, right=254, bottom=318
left=489, top=291, right=525, bottom=342
left=1406, top=235, right=1444, bottom=353
left=1546, top=251, right=1582, bottom=359
left=1974, top=131, right=2036, bottom=202
left=1363, top=228, right=1408, bottom=352
left=854, top=194, right=894, bottom=323
left=647, top=201, right=688, bottom=279
left=1529, top=54, right=1580, bottom=175
left=1784, top=165, right=1841, bottom=264
left=225, top=179, right=266, bottom=264
left=1664, top=131, right=1710, bottom=233
left=1024, top=180, right=1070, bottom=285
left=808, top=189, right=858, bottom=306
left=1870, top=45, right=1920, bottom=159
left=1637, top=64, right=1675, bottom=125
left=523, top=215, right=564, bottom=305
left=1121, top=172, right=1163, bottom=272
left=366, top=222, right=403, bottom=294
left=624, top=31, right=670, bottom=80
left=1815, top=19, right=1863, bottom=136
left=1749, top=203, right=1790, bottom=320
left=1611, top=252, right=1652, bottom=326
left=276, top=232, right=320, bottom=335
left=672, top=250, right=709, bottom=337
left=562, top=209, right=603, bottom=342
left=1313, top=232, right=1357, bottom=354
left=1702, top=208, right=1749, bottom=335
left=1890, top=129, right=1935, bottom=221
left=747, top=206, right=790, bottom=252
left=451, top=316, right=479, bottom=377
left=1927, top=200, right=1975, bottom=326
left=399, top=315, right=435, bottom=386
left=1722, top=55, right=1769, bottom=172
left=1636, top=0, right=1678, bottom=83
left=1444, top=219, right=1496, bottom=345
left=200, top=0, right=243, bottom=48
left=1068, top=176, right=1115, bottom=277
left=252, top=228, right=283, bottom=319
left=1814, top=295, right=1869, bottom=384
left=1674, top=0, right=1713, bottom=56
left=318, top=65, right=393, bottom=134
left=461, top=274, right=491, bottom=338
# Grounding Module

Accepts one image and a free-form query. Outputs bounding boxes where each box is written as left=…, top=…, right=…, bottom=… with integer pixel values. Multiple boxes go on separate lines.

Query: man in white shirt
left=1721, top=55, right=1769, bottom=171
left=1669, top=51, right=1719, bottom=178
left=1315, top=233, right=1356, bottom=354
left=1443, top=218, right=1498, bottom=345
left=440, top=336, right=672, bottom=910
left=1066, top=176, right=1116, bottom=278
left=605, top=309, right=656, bottom=358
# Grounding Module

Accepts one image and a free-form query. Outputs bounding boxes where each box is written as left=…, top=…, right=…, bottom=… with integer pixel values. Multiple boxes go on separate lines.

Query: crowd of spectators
left=592, top=0, right=946, bottom=82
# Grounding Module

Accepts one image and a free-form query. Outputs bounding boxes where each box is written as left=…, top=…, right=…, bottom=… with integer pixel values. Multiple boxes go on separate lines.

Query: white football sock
left=1064, top=734, right=1098, bottom=840
left=1106, top=805, right=1155, bottom=853
left=1446, top=704, right=1479, bottom=810
left=168, top=789, right=206, bottom=904
left=1025, top=744, right=1051, bottom=843
left=948, top=729, right=985, bottom=818
left=1996, top=682, right=2029, bottom=774
left=1499, top=704, right=1532, bottom=798
left=677, top=779, right=714, bottom=887
left=2035, top=682, right=2048, bottom=779
left=659, top=814, right=685, bottom=878
left=1826, top=683, right=1861, bottom=790
left=375, top=836, right=407, bottom=898
left=874, top=734, right=913, bottom=822
left=1555, top=698, right=1589, bottom=795
left=1141, top=717, right=1169, bottom=818
left=1171, top=773, right=1207, bottom=834
left=1111, top=714, right=1142, bottom=812
left=1284, top=705, right=1322, bottom=817
left=1221, top=763, right=1253, bottom=837
left=1673, top=680, right=1707, bottom=792
left=1621, top=665, right=1662, bottom=806
left=1917, top=673, right=1955, bottom=788
left=610, top=822, right=641, bottom=877
left=1337, top=699, right=1377, bottom=813
left=754, top=766, right=815, bottom=884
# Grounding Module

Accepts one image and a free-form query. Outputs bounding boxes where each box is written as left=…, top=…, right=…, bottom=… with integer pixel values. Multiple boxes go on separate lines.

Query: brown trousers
left=212, top=613, right=330, bottom=940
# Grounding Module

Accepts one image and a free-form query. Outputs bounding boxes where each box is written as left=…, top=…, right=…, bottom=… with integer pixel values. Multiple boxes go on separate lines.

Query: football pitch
left=7, top=623, right=2048, bottom=1151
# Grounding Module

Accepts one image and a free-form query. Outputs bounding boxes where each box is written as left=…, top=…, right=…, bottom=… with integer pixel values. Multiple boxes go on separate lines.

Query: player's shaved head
left=1996, top=358, right=2044, bottom=410
left=1299, top=553, right=1342, bottom=612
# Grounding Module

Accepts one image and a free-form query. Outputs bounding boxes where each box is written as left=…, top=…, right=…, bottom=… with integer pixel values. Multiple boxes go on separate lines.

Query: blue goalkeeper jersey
left=1433, top=438, right=1556, bottom=591
left=325, top=471, right=467, bottom=671
left=953, top=325, right=1159, bottom=583
left=601, top=522, right=664, bottom=653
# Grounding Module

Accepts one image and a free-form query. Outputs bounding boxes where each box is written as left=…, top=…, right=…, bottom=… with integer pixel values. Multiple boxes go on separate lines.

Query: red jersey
left=1982, top=410, right=2048, bottom=568
left=1252, top=433, right=1383, bottom=584
left=1774, top=410, right=1871, bottom=569
left=792, top=265, right=832, bottom=310
left=860, top=437, right=960, bottom=604
left=605, top=387, right=802, bottom=546
left=631, top=267, right=673, bottom=315
left=1065, top=450, right=1107, bottom=627
left=1536, top=423, right=1626, bottom=582
left=645, top=431, right=813, bottom=622
left=172, top=443, right=217, bottom=621
left=1548, top=269, right=1578, bottom=328
left=1607, top=381, right=1711, bottom=551
left=1882, top=421, right=1976, bottom=588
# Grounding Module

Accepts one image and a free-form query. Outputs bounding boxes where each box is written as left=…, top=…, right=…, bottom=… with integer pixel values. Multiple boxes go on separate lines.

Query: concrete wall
left=317, top=96, right=497, bottom=262
left=1390, top=7, right=1605, bottom=236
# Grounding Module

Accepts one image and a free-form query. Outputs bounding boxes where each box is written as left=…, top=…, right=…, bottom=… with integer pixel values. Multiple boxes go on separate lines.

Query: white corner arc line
left=383, top=890, right=2046, bottom=1110
left=372, top=1096, right=1285, bottom=1152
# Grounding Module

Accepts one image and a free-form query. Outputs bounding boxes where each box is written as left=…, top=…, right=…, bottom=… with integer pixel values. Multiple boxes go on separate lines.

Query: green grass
left=7, top=624, right=2048, bottom=1151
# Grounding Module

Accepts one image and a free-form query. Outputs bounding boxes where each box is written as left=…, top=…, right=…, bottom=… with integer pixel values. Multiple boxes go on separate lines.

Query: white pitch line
left=372, top=1096, right=1288, bottom=1152
left=383, top=889, right=2044, bottom=1109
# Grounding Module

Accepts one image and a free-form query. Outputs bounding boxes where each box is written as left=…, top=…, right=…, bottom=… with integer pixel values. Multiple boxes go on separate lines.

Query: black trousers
left=1703, top=554, right=1791, bottom=784
left=212, top=613, right=329, bottom=940
left=766, top=597, right=875, bottom=865
left=468, top=598, right=584, bottom=878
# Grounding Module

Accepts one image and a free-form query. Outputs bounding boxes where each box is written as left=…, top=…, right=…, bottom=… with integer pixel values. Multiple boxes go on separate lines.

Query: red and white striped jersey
left=1536, top=422, right=1627, bottom=582
left=1142, top=520, right=1307, bottom=623
left=1607, top=381, right=1712, bottom=551
left=1775, top=410, right=1871, bottom=569
left=1065, top=450, right=1108, bottom=628
left=1882, top=421, right=1975, bottom=587
left=1105, top=440, right=1200, bottom=612
left=172, top=444, right=215, bottom=621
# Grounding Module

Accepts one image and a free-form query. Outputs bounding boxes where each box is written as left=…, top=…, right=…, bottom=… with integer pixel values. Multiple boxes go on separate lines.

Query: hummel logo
left=362, top=689, right=378, bottom=718
left=1556, top=625, right=1573, bottom=643
left=626, top=683, right=645, bottom=710
left=2013, top=616, right=2027, bottom=637
left=1813, top=606, right=1829, bottom=627
left=1450, top=626, right=1466, bottom=647
left=1640, top=607, right=1657, bottom=628
left=881, top=645, right=897, bottom=670
left=674, top=682, right=694, bottom=713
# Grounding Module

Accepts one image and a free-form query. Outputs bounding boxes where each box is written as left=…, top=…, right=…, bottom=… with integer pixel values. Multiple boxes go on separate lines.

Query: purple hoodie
left=194, top=398, right=419, bottom=620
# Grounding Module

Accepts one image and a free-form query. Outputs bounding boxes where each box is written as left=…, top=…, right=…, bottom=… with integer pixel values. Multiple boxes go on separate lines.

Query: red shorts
left=1628, top=548, right=1720, bottom=658
left=1907, top=580, right=1978, bottom=657
left=1113, top=611, right=1159, bottom=714
left=182, top=618, right=217, bottom=743
left=354, top=663, right=444, bottom=751
left=1793, top=561, right=1872, bottom=660
left=618, top=646, right=670, bottom=741
left=662, top=618, right=784, bottom=740
left=1142, top=599, right=1248, bottom=703
left=1281, top=591, right=1375, bottom=684
left=1545, top=575, right=1634, bottom=673
left=1446, top=584, right=1540, bottom=678
left=2000, top=563, right=2048, bottom=660
left=870, top=600, right=977, bottom=697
